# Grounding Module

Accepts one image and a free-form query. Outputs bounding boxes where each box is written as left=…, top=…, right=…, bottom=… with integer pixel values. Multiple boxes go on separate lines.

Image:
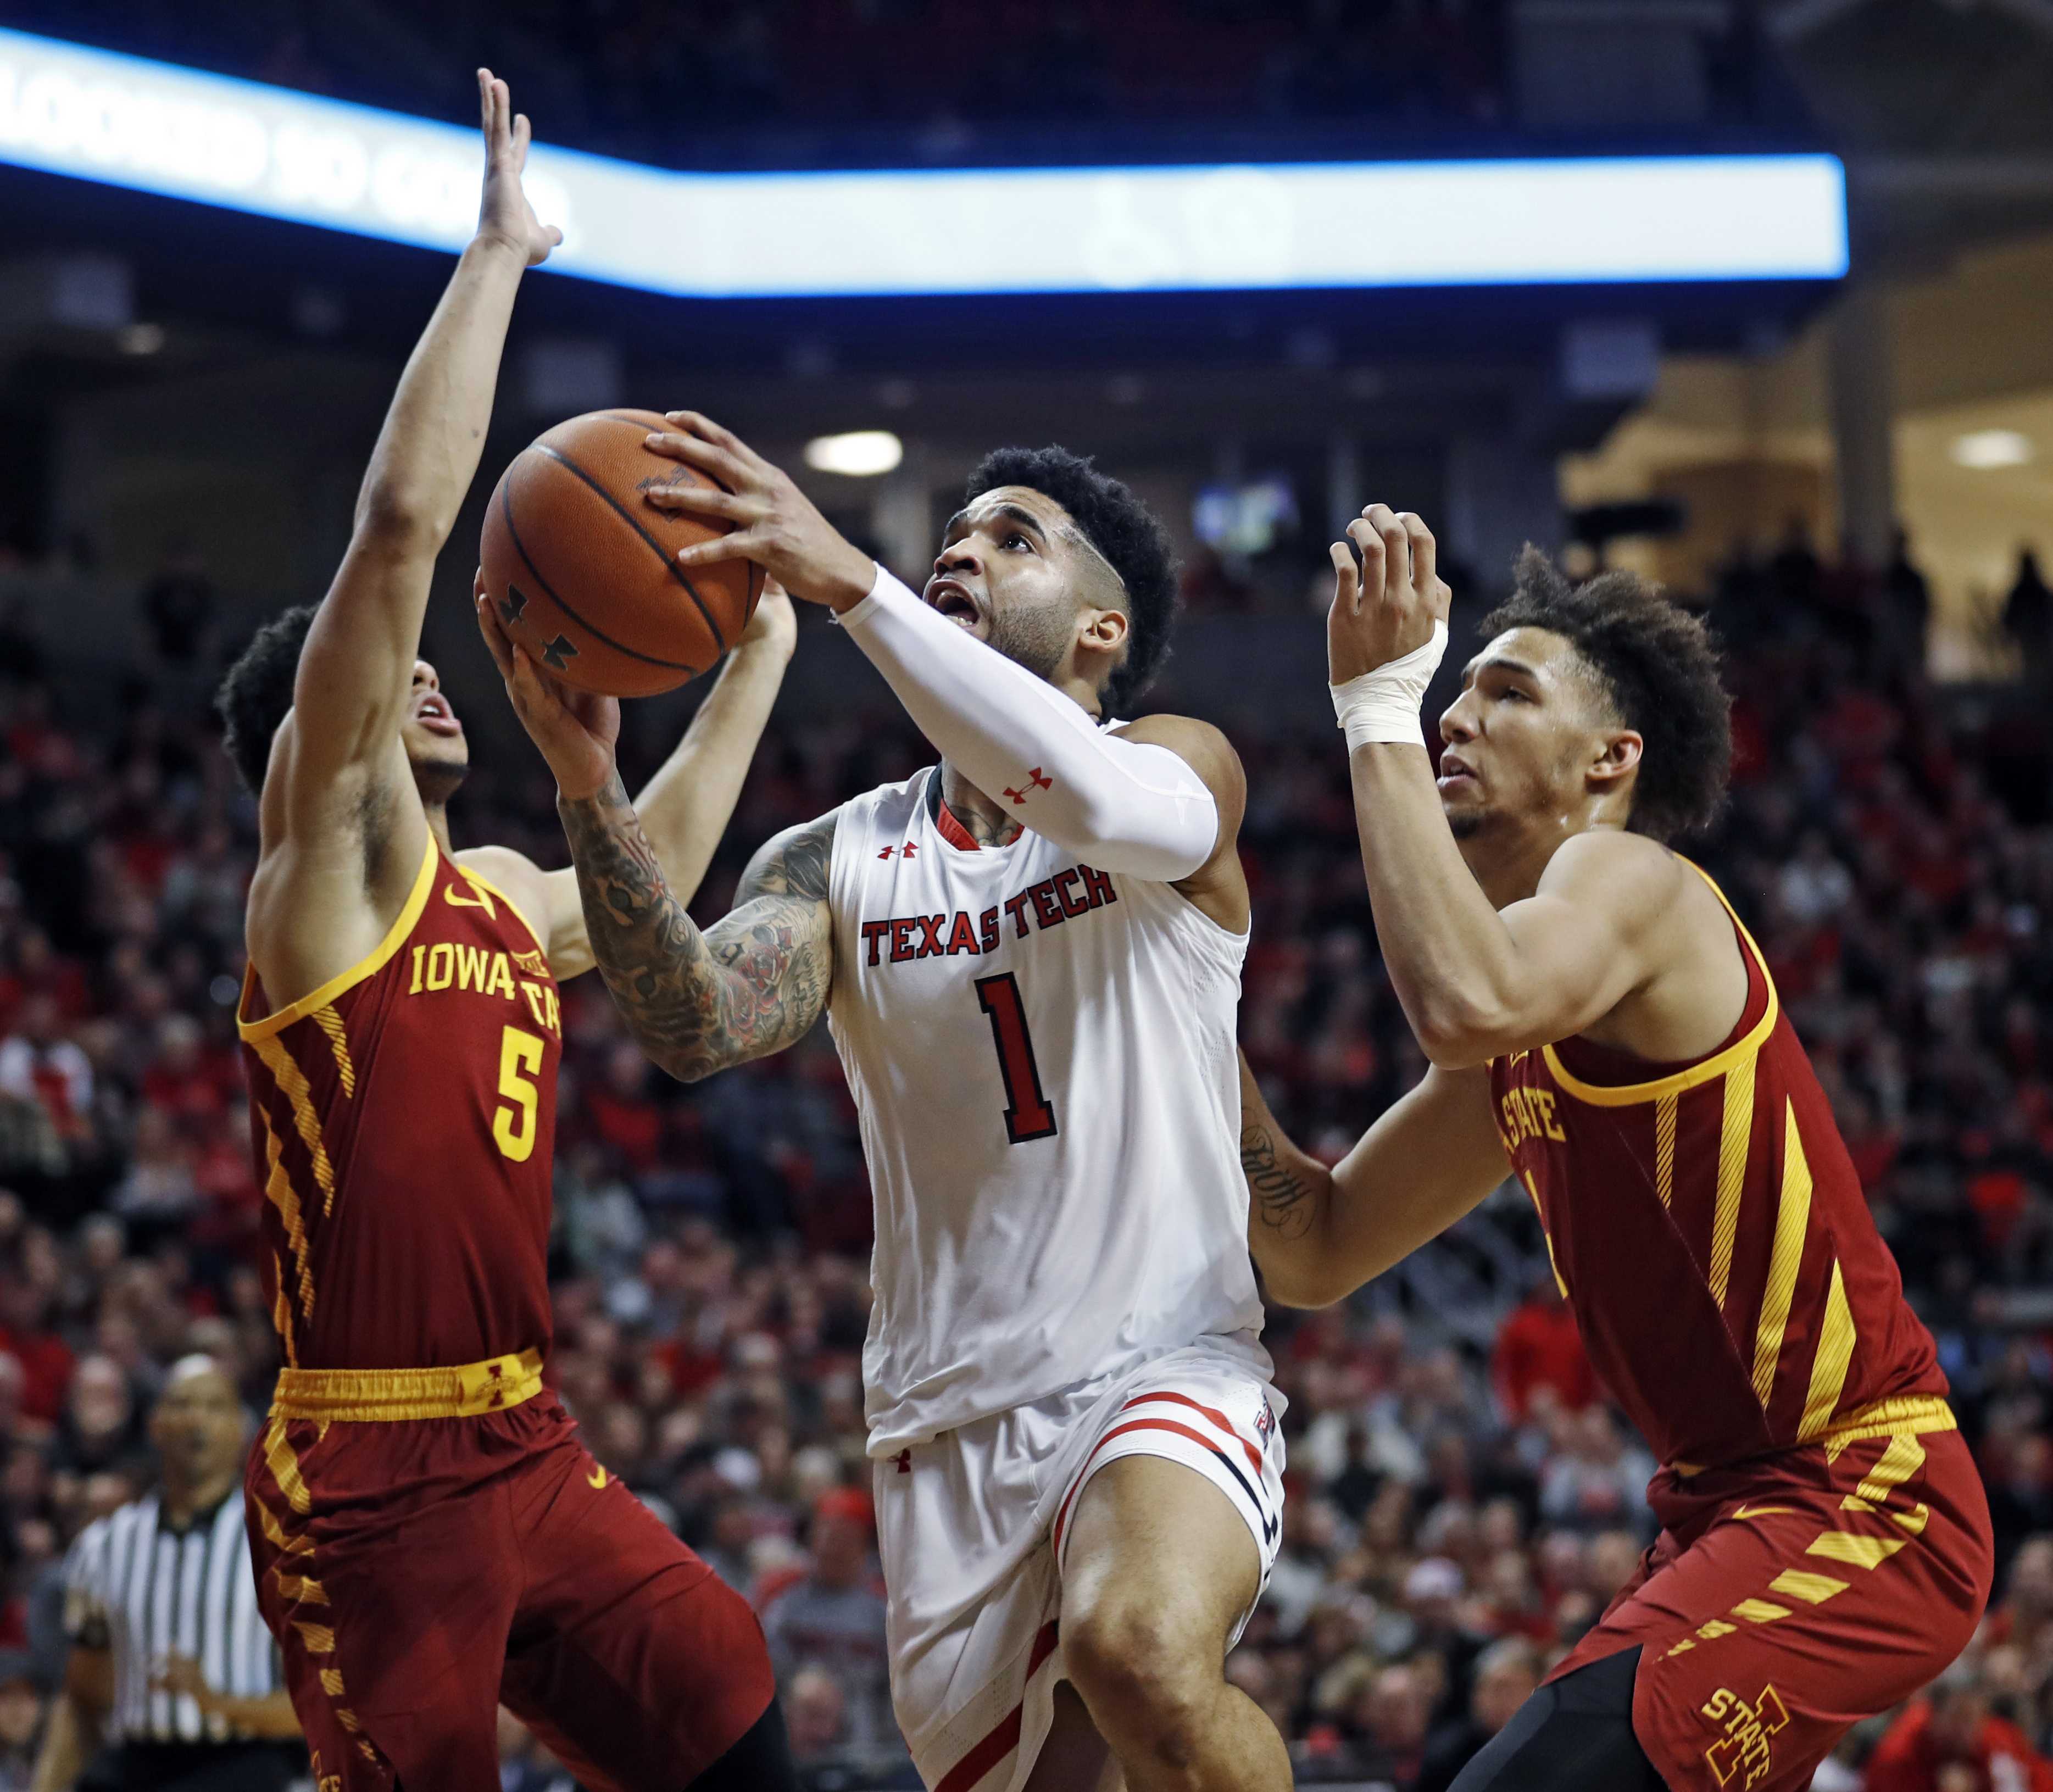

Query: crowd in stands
left=19, top=0, right=1802, bottom=167
left=0, top=526, right=2049, bottom=1789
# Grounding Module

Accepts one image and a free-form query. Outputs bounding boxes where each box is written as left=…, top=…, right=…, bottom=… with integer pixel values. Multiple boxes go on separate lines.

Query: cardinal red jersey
left=237, top=837, right=561, bottom=1371
left=1488, top=866, right=1948, bottom=1478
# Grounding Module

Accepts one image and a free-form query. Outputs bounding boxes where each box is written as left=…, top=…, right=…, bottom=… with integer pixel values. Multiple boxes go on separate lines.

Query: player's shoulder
left=454, top=842, right=543, bottom=901
left=1111, top=713, right=1244, bottom=798
left=738, top=804, right=844, bottom=904
left=1535, top=828, right=1689, bottom=902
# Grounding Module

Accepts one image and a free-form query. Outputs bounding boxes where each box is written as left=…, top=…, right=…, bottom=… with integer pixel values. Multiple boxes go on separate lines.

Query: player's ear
left=1588, top=728, right=1643, bottom=798
left=1078, top=605, right=1129, bottom=656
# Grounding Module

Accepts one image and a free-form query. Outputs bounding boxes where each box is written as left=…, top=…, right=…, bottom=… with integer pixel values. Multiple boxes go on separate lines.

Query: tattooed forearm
left=1242, top=1123, right=1320, bottom=1241
left=558, top=773, right=837, bottom=1082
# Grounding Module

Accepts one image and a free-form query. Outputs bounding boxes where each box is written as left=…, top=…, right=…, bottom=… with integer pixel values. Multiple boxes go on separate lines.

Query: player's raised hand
left=1328, top=503, right=1451, bottom=686
left=637, top=414, right=878, bottom=613
left=475, top=575, right=619, bottom=800
left=736, top=578, right=799, bottom=661
left=474, top=69, right=561, bottom=267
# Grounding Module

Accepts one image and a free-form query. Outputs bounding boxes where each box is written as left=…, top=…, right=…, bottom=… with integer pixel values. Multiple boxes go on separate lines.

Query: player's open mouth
left=925, top=580, right=982, bottom=630
left=1437, top=752, right=1477, bottom=791
left=415, top=694, right=464, bottom=737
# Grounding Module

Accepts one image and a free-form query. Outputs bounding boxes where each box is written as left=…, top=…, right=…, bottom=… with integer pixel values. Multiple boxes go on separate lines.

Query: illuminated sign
left=0, top=27, right=1849, bottom=297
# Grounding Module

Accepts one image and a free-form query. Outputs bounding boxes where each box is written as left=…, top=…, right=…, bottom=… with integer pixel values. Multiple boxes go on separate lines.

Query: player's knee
left=1063, top=1594, right=1215, bottom=1761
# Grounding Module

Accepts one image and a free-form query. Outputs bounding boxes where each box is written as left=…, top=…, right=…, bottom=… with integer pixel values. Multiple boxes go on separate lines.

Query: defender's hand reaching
left=1328, top=504, right=1451, bottom=687
left=475, top=576, right=620, bottom=801
left=473, top=68, right=561, bottom=268
left=637, top=414, right=877, bottom=612
left=735, top=578, right=799, bottom=662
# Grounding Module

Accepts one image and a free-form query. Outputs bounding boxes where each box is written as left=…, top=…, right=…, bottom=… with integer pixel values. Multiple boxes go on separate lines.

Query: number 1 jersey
left=826, top=767, right=1269, bottom=1457
left=237, top=837, right=562, bottom=1371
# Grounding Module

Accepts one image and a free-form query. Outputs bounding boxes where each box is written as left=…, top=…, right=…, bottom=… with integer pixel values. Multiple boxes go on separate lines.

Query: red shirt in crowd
left=1866, top=1702, right=2053, bottom=1792
left=1490, top=1288, right=1597, bottom=1422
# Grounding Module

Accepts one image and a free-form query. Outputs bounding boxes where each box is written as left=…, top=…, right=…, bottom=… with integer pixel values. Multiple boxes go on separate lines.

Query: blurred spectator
left=760, top=1489, right=893, bottom=1750
left=1489, top=1276, right=1595, bottom=1423
left=1867, top=1662, right=2053, bottom=1792
left=783, top=1664, right=850, bottom=1766
left=2005, top=549, right=2053, bottom=681
left=0, top=1653, right=38, bottom=1792
left=0, top=1002, right=91, bottom=1158
left=1415, top=1637, right=1542, bottom=1792
left=136, top=549, right=217, bottom=670
left=1347, top=1660, right=1433, bottom=1787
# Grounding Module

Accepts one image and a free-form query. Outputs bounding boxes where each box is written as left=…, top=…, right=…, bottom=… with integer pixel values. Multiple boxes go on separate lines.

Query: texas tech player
left=1239, top=509, right=1993, bottom=1792
left=222, top=75, right=798, bottom=1792
left=485, top=428, right=1290, bottom=1792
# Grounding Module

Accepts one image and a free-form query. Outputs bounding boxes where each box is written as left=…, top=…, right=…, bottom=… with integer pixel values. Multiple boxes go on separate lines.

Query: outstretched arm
left=1326, top=505, right=1684, bottom=1067
left=269, top=71, right=558, bottom=852
left=465, top=587, right=797, bottom=977
left=1240, top=1051, right=1510, bottom=1309
left=481, top=601, right=834, bottom=1079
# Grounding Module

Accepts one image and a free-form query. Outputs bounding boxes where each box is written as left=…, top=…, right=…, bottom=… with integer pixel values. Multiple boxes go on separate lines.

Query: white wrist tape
left=1330, top=620, right=1449, bottom=752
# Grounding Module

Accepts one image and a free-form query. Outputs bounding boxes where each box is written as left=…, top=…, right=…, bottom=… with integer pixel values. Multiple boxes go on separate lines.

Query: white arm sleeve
left=838, top=566, right=1220, bottom=880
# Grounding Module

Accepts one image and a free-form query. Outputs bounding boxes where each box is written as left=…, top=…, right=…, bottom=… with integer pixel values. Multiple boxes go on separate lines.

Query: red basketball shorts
left=1551, top=1412, right=1992, bottom=1792
left=244, top=1357, right=774, bottom=1792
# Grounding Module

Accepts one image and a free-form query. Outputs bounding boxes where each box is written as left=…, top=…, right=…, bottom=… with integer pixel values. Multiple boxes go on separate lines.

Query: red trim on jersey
left=934, top=1621, right=1060, bottom=1792
left=934, top=795, right=981, bottom=852
left=1051, top=1416, right=1234, bottom=1565
left=1120, top=1390, right=1265, bottom=1475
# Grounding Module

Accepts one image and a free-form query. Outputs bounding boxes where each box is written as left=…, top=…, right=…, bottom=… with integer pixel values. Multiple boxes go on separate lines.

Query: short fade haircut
left=965, top=446, right=1178, bottom=715
left=216, top=605, right=317, bottom=794
left=1481, top=548, right=1731, bottom=843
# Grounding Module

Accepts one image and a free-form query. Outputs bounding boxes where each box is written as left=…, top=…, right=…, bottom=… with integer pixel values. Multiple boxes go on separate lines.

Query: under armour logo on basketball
left=1004, top=768, right=1053, bottom=806
left=541, top=633, right=579, bottom=670
left=500, top=585, right=528, bottom=624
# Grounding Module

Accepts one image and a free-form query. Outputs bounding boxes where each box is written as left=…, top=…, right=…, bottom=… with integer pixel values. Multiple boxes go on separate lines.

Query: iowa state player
left=481, top=427, right=1290, bottom=1792
left=220, top=76, right=799, bottom=1792
left=1238, top=509, right=1993, bottom=1792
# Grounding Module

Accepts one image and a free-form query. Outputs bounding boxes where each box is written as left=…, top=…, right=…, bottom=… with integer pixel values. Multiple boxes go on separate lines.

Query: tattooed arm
left=1239, top=1050, right=1510, bottom=1308
left=558, top=776, right=837, bottom=1082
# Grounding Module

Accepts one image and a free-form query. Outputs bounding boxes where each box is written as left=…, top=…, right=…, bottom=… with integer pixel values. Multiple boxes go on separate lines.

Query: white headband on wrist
left=1329, top=619, right=1449, bottom=752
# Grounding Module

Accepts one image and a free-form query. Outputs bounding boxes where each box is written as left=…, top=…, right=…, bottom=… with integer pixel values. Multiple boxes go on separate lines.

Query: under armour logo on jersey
left=895, top=1449, right=913, bottom=1475
left=1003, top=767, right=1053, bottom=806
left=879, top=843, right=919, bottom=861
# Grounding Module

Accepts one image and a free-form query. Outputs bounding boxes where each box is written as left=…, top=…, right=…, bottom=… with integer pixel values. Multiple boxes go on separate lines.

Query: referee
left=32, top=1356, right=302, bottom=1792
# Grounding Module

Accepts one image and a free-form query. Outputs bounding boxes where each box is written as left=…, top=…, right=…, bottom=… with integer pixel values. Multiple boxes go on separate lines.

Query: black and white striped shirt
left=63, top=1490, right=279, bottom=1743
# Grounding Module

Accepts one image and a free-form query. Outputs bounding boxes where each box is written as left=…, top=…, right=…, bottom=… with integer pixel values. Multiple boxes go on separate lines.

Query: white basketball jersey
left=827, top=766, right=1270, bottom=1457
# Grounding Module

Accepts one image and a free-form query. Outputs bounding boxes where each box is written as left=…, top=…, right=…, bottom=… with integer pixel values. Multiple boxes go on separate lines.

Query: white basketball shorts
left=872, top=1342, right=1286, bottom=1792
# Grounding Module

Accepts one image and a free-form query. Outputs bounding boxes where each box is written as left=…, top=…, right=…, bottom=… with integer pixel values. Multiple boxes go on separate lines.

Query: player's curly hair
left=215, top=604, right=318, bottom=794
left=966, top=445, right=1178, bottom=715
left=1480, top=548, right=1732, bottom=842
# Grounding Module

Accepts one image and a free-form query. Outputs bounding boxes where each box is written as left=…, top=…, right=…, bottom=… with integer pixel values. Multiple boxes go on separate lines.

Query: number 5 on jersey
left=493, top=1025, right=544, bottom=1161
left=975, top=973, right=1058, bottom=1144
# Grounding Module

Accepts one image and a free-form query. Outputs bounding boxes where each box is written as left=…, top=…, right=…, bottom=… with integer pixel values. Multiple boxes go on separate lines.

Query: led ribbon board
left=0, top=27, right=1849, bottom=297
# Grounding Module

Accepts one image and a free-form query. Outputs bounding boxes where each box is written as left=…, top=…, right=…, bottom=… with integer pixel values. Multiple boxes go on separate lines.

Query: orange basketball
left=479, top=408, right=762, bottom=698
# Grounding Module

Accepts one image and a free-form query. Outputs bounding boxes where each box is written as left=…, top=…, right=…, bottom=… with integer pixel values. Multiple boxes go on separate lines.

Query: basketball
left=479, top=408, right=763, bottom=698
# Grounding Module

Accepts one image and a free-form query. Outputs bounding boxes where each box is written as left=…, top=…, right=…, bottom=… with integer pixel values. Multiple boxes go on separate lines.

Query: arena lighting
left=804, top=431, right=905, bottom=476
left=0, top=27, right=1850, bottom=297
left=1949, top=428, right=2036, bottom=471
